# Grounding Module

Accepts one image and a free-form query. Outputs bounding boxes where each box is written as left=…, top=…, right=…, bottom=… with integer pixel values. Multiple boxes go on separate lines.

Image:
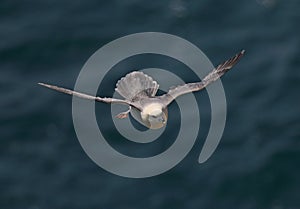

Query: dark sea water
left=1, top=0, right=300, bottom=208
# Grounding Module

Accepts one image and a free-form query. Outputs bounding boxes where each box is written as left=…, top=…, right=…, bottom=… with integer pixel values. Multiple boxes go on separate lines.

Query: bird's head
left=141, top=103, right=167, bottom=129
left=148, top=109, right=167, bottom=129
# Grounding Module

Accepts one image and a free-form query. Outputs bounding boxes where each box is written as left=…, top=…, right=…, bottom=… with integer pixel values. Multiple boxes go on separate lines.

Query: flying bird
left=39, top=50, right=245, bottom=129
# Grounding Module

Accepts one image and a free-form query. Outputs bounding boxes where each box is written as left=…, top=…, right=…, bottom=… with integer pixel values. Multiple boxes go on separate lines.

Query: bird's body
left=39, top=50, right=245, bottom=129
left=127, top=101, right=167, bottom=129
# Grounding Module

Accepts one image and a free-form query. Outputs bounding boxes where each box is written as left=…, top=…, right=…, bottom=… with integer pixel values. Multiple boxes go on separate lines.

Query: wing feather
left=38, top=83, right=142, bottom=109
left=160, top=50, right=245, bottom=106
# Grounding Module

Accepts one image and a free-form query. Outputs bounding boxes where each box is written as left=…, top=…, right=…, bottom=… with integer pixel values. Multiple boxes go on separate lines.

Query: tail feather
left=115, top=71, right=159, bottom=101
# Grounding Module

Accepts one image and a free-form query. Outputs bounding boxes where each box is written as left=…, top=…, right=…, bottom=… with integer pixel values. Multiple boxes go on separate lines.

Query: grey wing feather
left=160, top=50, right=245, bottom=106
left=38, top=83, right=140, bottom=108
left=115, top=71, right=159, bottom=101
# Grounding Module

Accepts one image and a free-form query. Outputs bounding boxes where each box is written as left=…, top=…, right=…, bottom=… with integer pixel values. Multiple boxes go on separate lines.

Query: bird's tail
left=115, top=71, right=159, bottom=101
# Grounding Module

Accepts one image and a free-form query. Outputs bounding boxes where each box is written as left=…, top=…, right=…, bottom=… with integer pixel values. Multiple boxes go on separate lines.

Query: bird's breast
left=141, top=103, right=164, bottom=120
left=129, top=103, right=168, bottom=129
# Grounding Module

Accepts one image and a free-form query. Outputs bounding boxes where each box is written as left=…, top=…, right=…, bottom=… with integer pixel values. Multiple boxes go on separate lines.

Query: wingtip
left=38, top=82, right=55, bottom=89
left=38, top=82, right=48, bottom=87
left=241, top=49, right=246, bottom=54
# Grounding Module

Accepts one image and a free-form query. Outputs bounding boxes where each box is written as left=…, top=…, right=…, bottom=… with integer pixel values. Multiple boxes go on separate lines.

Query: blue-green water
left=1, top=0, right=300, bottom=208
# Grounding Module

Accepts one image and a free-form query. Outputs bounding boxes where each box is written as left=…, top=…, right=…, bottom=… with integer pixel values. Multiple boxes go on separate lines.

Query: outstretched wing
left=38, top=83, right=141, bottom=109
left=159, top=50, right=245, bottom=106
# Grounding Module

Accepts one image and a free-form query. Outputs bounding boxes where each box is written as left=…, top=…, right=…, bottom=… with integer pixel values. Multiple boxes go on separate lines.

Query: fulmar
left=39, top=50, right=245, bottom=129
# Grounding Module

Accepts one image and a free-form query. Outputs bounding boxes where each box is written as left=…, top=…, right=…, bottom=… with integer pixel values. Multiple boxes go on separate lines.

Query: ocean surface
left=1, top=0, right=300, bottom=208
